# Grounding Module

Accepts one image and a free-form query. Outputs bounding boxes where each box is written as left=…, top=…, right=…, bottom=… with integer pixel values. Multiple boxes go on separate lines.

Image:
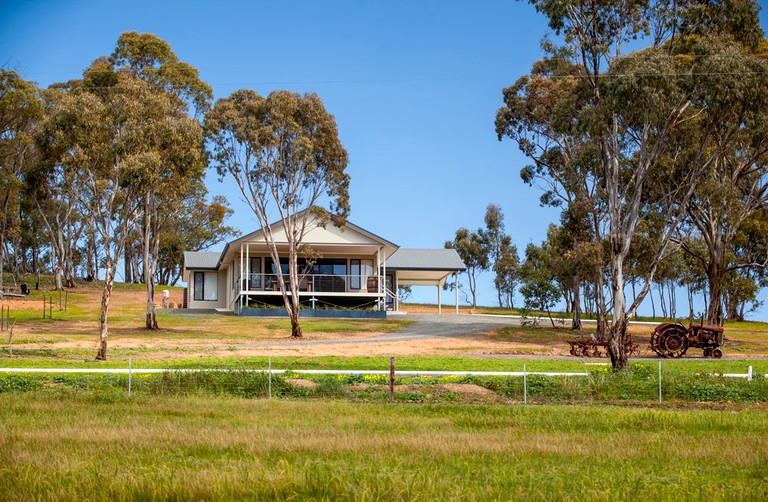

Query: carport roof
left=183, top=251, right=220, bottom=270
left=384, top=248, right=466, bottom=271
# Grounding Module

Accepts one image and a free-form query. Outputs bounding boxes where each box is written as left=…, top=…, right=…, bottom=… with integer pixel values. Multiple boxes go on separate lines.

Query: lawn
left=0, top=395, right=766, bottom=501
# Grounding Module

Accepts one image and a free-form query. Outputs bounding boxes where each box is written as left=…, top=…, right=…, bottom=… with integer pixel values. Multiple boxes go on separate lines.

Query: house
left=182, top=212, right=466, bottom=317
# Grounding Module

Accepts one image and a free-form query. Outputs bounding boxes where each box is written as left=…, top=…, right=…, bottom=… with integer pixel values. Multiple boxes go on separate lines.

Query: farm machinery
left=650, top=321, right=725, bottom=358
left=567, top=335, right=639, bottom=358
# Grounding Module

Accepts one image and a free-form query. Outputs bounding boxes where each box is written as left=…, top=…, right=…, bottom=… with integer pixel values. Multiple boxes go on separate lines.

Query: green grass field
left=1, top=277, right=767, bottom=499
left=0, top=395, right=766, bottom=501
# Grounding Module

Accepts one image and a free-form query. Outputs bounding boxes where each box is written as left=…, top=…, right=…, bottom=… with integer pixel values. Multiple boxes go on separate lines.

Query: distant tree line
left=494, top=0, right=768, bottom=369
left=0, top=32, right=239, bottom=358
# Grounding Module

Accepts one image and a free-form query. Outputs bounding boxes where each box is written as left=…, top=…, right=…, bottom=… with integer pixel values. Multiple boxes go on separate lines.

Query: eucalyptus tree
left=722, top=210, right=768, bottom=320
left=478, top=204, right=519, bottom=308
left=520, top=242, right=561, bottom=327
left=445, top=227, right=489, bottom=309
left=156, top=192, right=239, bottom=287
left=43, top=57, right=179, bottom=359
left=676, top=101, right=768, bottom=324
left=205, top=89, right=350, bottom=338
left=35, top=85, right=90, bottom=291
left=496, top=50, right=609, bottom=336
left=0, top=69, right=42, bottom=295
left=110, top=31, right=212, bottom=329
left=504, top=0, right=768, bottom=369
left=494, top=235, right=520, bottom=309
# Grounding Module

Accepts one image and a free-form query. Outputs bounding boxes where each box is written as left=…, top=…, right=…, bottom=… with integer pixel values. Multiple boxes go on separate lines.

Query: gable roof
left=216, top=210, right=399, bottom=268
left=385, top=248, right=466, bottom=271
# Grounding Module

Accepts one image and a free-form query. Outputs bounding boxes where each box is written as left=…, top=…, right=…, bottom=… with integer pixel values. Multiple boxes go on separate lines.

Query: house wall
left=186, top=269, right=228, bottom=310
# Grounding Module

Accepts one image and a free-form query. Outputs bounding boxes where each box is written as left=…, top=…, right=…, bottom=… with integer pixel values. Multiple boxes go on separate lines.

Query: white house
left=182, top=213, right=466, bottom=316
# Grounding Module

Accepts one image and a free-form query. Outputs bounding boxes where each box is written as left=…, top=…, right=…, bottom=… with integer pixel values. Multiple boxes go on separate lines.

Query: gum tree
left=504, top=0, right=768, bottom=369
left=205, top=89, right=349, bottom=338
left=110, top=31, right=212, bottom=329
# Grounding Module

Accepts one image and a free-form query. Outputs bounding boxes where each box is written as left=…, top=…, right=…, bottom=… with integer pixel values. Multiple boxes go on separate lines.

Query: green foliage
left=519, top=243, right=560, bottom=320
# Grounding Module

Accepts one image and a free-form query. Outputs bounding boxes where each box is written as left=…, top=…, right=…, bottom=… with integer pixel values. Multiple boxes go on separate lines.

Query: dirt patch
left=287, top=379, right=320, bottom=389
left=0, top=297, right=39, bottom=311
left=439, top=383, right=494, bottom=396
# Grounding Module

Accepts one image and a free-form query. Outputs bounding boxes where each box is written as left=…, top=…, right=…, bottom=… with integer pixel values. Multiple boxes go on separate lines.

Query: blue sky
left=2, top=1, right=767, bottom=320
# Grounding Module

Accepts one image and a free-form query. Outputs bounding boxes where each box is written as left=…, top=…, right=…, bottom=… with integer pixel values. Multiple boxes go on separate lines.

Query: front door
left=385, top=274, right=395, bottom=310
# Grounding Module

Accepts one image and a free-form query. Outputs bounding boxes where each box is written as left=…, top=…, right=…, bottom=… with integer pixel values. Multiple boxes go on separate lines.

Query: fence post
left=8, top=320, right=14, bottom=357
left=128, top=357, right=132, bottom=397
left=523, top=364, right=527, bottom=405
left=268, top=358, right=272, bottom=399
left=389, top=356, right=395, bottom=402
left=748, top=366, right=753, bottom=383
left=1, top=305, right=4, bottom=331
left=43, top=297, right=46, bottom=319
left=658, top=361, right=662, bottom=404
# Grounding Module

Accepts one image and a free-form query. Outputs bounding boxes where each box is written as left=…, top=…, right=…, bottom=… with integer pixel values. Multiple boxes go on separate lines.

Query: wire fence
left=0, top=359, right=764, bottom=404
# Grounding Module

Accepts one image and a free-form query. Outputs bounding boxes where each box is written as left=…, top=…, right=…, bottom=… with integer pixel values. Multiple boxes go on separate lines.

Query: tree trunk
left=668, top=280, right=676, bottom=319
left=607, top=251, right=629, bottom=369
left=658, top=283, right=668, bottom=319
left=143, top=197, right=158, bottom=330
left=607, top=199, right=630, bottom=369
left=52, top=238, right=63, bottom=291
left=289, top=307, right=303, bottom=338
left=468, top=270, right=478, bottom=309
left=607, top=310, right=629, bottom=370
left=96, top=277, right=114, bottom=360
left=571, top=273, right=582, bottom=330
left=687, top=284, right=694, bottom=322
left=124, top=248, right=133, bottom=283
left=706, top=261, right=724, bottom=326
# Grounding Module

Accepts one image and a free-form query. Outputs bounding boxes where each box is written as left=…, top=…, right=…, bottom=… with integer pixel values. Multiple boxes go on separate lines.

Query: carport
left=384, top=248, right=466, bottom=314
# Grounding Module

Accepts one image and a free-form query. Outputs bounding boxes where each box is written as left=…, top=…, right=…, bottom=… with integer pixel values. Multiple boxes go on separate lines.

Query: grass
left=1, top=364, right=766, bottom=404
left=2, top=353, right=767, bottom=374
left=0, top=395, right=766, bottom=500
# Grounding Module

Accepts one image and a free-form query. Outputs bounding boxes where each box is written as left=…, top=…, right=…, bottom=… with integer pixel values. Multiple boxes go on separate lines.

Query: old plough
left=568, top=336, right=639, bottom=358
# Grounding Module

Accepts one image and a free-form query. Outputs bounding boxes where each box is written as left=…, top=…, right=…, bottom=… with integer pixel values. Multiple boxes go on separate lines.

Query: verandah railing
left=240, top=273, right=381, bottom=294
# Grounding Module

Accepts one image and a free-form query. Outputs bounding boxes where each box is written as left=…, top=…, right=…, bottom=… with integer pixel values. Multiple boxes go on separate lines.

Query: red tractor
left=650, top=322, right=725, bottom=358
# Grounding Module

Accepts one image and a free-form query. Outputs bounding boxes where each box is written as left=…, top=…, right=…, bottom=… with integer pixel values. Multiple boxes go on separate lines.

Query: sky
left=1, top=0, right=767, bottom=321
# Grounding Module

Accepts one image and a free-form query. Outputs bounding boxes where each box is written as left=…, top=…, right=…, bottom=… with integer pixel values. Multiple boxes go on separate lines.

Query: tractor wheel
left=712, top=349, right=723, bottom=359
left=650, top=330, right=665, bottom=356
left=652, top=323, right=688, bottom=358
left=664, top=334, right=688, bottom=358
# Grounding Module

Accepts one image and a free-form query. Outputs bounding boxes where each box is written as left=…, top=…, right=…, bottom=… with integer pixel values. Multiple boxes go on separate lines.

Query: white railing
left=240, top=273, right=381, bottom=294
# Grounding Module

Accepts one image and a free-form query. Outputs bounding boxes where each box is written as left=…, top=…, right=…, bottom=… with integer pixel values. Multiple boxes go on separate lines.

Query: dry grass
left=0, top=395, right=766, bottom=500
left=2, top=281, right=767, bottom=361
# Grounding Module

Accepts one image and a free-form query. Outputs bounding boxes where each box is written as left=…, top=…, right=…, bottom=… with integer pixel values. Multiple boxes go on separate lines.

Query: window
left=350, top=259, right=374, bottom=289
left=350, top=259, right=361, bottom=289
left=249, top=257, right=261, bottom=288
left=313, top=258, right=348, bottom=292
left=193, top=271, right=218, bottom=301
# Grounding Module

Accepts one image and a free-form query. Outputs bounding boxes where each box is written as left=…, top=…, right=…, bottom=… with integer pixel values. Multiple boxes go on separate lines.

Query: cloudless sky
left=2, top=1, right=767, bottom=320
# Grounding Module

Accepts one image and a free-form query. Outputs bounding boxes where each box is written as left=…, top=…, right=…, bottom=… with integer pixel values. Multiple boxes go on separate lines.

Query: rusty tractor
left=650, top=322, right=724, bottom=359
left=568, top=335, right=639, bottom=358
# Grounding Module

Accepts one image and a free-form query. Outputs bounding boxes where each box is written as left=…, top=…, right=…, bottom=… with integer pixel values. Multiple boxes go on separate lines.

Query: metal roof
left=183, top=251, right=221, bottom=270
left=385, top=248, right=466, bottom=271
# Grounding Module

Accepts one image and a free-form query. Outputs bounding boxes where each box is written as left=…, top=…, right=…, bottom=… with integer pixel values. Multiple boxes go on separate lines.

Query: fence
left=0, top=358, right=764, bottom=404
